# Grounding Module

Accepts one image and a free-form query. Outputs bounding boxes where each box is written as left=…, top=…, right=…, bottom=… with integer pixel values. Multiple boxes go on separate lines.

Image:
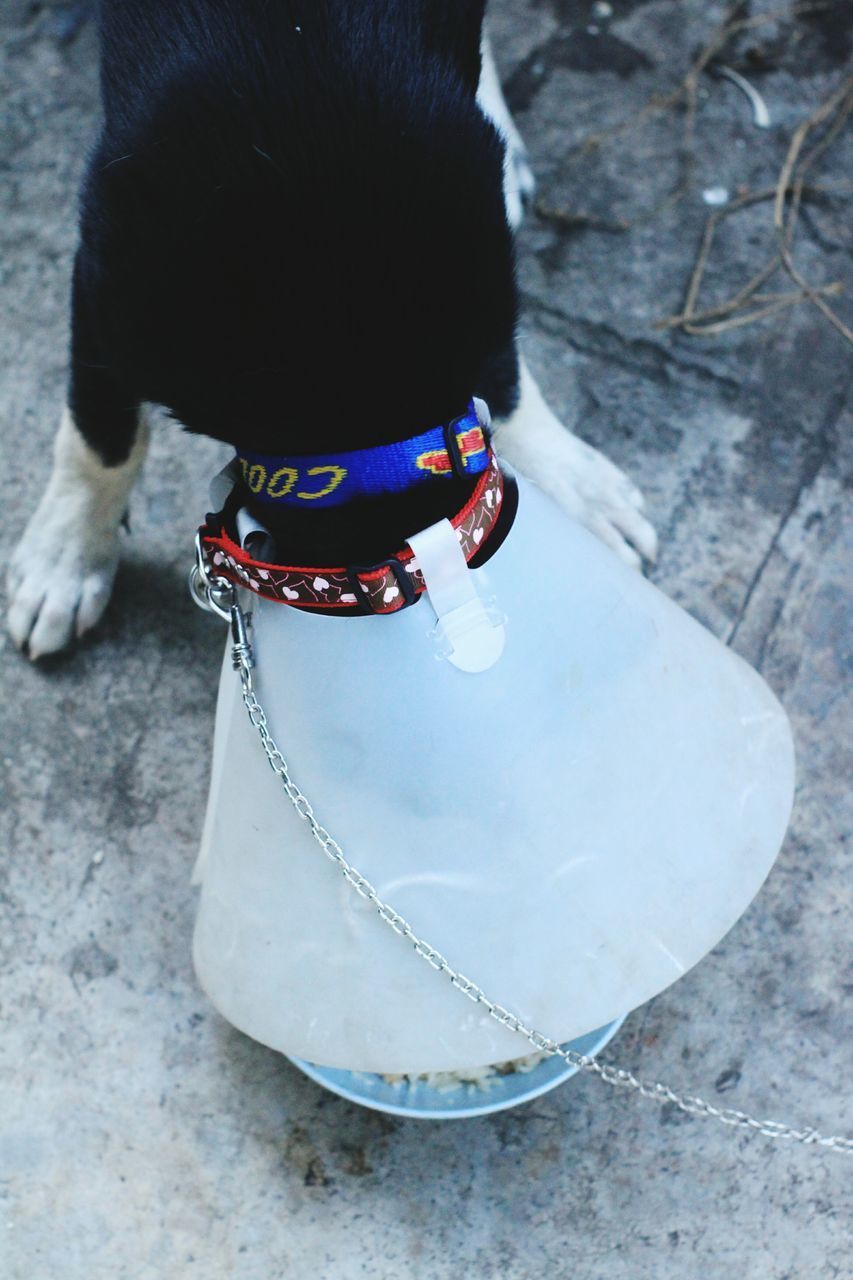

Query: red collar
left=200, top=451, right=504, bottom=615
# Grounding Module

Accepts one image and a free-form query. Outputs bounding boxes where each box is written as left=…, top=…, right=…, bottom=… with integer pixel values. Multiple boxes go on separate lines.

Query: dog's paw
left=7, top=408, right=148, bottom=659
left=7, top=497, right=121, bottom=659
left=544, top=433, right=658, bottom=570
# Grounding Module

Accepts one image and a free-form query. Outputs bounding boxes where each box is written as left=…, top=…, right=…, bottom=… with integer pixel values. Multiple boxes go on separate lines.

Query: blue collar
left=235, top=401, right=490, bottom=508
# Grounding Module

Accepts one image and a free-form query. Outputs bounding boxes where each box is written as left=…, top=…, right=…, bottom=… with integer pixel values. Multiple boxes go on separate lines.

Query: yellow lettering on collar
left=296, top=465, right=347, bottom=501
left=245, top=462, right=267, bottom=494
left=267, top=466, right=298, bottom=499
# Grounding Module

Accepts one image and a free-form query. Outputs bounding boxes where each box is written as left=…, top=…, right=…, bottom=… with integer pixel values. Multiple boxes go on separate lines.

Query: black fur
left=73, top=0, right=520, bottom=562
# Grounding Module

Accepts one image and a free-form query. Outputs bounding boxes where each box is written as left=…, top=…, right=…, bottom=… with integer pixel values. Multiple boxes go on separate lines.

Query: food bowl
left=286, top=1015, right=627, bottom=1119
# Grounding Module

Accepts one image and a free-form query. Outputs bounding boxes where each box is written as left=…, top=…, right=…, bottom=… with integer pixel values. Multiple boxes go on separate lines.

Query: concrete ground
left=1, top=2, right=850, bottom=1277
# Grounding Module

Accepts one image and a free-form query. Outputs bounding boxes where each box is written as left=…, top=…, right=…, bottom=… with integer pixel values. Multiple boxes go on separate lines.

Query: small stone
left=702, top=186, right=730, bottom=206
left=68, top=940, right=118, bottom=987
left=714, top=1067, right=742, bottom=1093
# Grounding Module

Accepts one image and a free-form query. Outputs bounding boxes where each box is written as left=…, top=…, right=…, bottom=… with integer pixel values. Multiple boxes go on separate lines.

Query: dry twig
left=531, top=3, right=851, bottom=344
left=772, top=77, right=853, bottom=343
left=535, top=0, right=833, bottom=230
left=661, top=78, right=852, bottom=342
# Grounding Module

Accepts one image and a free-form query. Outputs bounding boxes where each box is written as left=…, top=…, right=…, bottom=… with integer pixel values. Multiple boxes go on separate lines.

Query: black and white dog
left=8, top=0, right=655, bottom=658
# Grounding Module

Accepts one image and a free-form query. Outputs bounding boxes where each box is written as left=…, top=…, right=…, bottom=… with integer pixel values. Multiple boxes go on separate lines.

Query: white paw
left=6, top=408, right=148, bottom=659
left=7, top=502, right=121, bottom=659
left=538, top=433, right=657, bottom=571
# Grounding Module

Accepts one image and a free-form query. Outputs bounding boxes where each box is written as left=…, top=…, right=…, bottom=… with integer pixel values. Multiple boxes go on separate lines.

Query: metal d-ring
left=189, top=531, right=237, bottom=621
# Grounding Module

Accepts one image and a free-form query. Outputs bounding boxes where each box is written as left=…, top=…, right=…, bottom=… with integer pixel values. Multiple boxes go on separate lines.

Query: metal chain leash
left=190, top=549, right=853, bottom=1155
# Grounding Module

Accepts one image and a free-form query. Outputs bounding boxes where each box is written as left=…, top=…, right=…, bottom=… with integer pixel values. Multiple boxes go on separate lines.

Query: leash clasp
left=228, top=599, right=255, bottom=692
left=189, top=531, right=255, bottom=691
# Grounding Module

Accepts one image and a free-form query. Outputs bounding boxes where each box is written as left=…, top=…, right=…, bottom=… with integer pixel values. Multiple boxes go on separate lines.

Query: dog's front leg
left=493, top=359, right=658, bottom=569
left=7, top=252, right=148, bottom=657
left=7, top=406, right=149, bottom=658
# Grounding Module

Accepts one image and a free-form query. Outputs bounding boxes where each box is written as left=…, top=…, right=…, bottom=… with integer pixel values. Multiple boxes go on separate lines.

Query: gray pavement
left=1, top=2, right=851, bottom=1277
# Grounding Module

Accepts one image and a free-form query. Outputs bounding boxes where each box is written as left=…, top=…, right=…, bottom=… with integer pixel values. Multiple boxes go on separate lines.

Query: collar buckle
left=349, top=556, right=418, bottom=612
left=444, top=416, right=486, bottom=479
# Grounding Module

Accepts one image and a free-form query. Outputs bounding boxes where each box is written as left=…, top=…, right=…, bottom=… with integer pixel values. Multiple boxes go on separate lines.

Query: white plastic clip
left=407, top=519, right=505, bottom=673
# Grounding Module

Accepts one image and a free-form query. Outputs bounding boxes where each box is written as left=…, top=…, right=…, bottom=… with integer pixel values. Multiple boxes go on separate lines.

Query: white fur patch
left=477, top=33, right=536, bottom=229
